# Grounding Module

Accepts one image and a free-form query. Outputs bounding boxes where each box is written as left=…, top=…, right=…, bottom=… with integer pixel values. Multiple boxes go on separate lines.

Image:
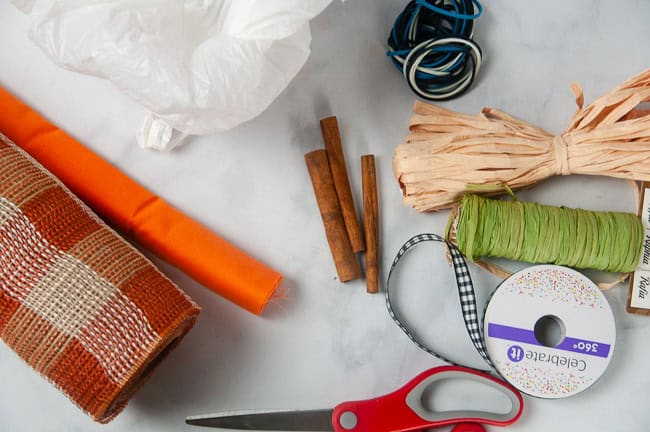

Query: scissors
left=185, top=365, right=523, bottom=432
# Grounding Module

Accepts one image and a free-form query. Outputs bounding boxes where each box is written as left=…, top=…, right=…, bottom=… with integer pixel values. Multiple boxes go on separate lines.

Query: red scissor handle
left=331, top=366, right=523, bottom=432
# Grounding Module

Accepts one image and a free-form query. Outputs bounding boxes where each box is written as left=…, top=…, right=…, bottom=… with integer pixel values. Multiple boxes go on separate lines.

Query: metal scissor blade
left=185, top=409, right=335, bottom=431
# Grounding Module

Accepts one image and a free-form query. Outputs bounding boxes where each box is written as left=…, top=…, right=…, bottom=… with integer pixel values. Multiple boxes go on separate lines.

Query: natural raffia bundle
left=0, top=134, right=200, bottom=422
left=394, top=68, right=650, bottom=212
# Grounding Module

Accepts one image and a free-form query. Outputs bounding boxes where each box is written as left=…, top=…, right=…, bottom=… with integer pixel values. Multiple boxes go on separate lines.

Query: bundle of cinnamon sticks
left=305, top=117, right=379, bottom=293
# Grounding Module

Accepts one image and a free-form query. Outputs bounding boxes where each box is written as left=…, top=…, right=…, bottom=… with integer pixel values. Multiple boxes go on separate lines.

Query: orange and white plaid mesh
left=0, top=134, right=200, bottom=423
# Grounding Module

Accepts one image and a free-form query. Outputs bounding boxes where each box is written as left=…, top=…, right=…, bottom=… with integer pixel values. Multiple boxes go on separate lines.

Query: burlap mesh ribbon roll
left=394, top=68, right=650, bottom=212
left=0, top=134, right=200, bottom=422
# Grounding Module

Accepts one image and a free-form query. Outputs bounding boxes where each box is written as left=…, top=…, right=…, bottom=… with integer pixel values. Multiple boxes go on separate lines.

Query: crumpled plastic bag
left=12, top=0, right=331, bottom=150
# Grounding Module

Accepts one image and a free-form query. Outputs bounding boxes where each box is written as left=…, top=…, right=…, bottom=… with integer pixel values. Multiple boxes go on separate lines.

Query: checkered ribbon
left=386, top=233, right=494, bottom=371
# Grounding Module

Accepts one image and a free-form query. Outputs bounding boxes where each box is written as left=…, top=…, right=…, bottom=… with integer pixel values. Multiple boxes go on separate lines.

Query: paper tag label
left=637, top=230, right=650, bottom=270
left=630, top=269, right=650, bottom=309
left=642, top=188, right=650, bottom=228
left=629, top=184, right=650, bottom=314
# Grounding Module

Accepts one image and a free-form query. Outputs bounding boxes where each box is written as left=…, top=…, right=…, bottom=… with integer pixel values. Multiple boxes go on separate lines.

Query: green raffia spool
left=449, top=194, right=644, bottom=273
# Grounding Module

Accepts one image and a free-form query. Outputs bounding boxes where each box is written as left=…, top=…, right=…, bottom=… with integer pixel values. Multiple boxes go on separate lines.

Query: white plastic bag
left=12, top=0, right=331, bottom=150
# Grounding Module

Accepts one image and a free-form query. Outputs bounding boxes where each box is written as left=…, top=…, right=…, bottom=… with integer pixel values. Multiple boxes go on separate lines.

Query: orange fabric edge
left=0, top=85, right=282, bottom=314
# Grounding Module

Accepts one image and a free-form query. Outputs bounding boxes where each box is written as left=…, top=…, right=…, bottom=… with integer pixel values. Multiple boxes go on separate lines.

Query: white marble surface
left=1, top=1, right=650, bottom=431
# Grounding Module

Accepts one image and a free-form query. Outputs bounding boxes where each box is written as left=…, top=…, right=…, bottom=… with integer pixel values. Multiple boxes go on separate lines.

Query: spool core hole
left=534, top=315, right=565, bottom=347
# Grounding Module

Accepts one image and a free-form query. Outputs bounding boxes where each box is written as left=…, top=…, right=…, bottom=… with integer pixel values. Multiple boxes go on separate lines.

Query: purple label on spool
left=488, top=323, right=611, bottom=358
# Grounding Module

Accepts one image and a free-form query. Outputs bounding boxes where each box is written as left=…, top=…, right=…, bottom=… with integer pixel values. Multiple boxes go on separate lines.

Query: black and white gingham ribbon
left=386, top=233, right=495, bottom=371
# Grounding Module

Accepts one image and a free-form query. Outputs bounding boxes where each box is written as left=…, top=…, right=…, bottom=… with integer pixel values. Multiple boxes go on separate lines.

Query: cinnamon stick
left=362, top=155, right=379, bottom=293
left=305, top=150, right=361, bottom=282
left=320, top=116, right=365, bottom=253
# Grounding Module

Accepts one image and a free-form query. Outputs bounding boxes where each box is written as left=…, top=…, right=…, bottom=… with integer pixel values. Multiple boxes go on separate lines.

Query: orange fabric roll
left=0, top=86, right=282, bottom=314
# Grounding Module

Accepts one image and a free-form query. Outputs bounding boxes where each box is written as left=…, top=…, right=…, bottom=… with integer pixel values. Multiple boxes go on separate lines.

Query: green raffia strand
left=453, top=194, right=644, bottom=273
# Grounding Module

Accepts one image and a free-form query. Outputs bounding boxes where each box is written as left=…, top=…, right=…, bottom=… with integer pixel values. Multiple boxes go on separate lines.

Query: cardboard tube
left=0, top=85, right=282, bottom=315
